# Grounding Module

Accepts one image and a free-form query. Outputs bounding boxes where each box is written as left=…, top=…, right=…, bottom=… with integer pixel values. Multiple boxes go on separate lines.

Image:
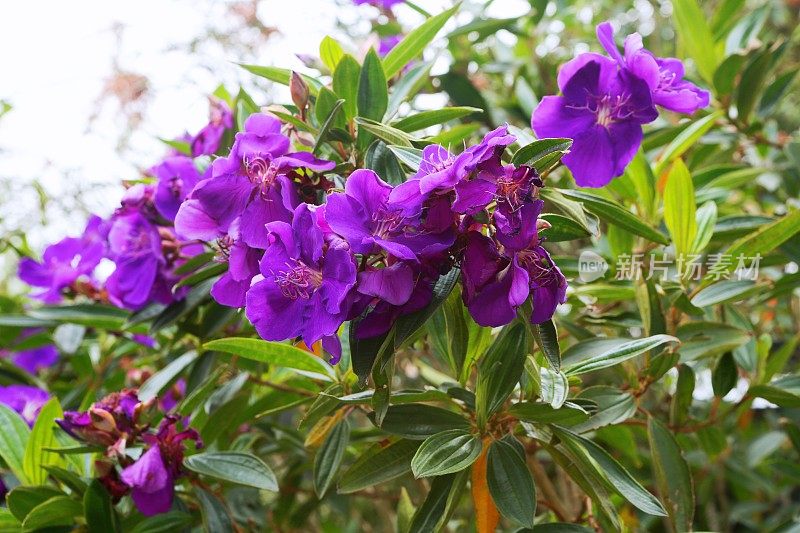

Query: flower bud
left=290, top=71, right=309, bottom=113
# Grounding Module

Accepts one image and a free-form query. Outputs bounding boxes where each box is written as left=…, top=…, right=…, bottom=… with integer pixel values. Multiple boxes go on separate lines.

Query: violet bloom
left=326, top=169, right=455, bottom=261
left=18, top=215, right=105, bottom=303
left=389, top=125, right=516, bottom=215
left=532, top=54, right=657, bottom=188
left=208, top=219, right=262, bottom=308
left=152, top=156, right=202, bottom=222
left=120, top=416, right=201, bottom=517
left=597, top=22, right=709, bottom=114
left=175, top=113, right=334, bottom=250
left=462, top=201, right=567, bottom=327
left=58, top=389, right=147, bottom=448
left=0, top=385, right=50, bottom=426
left=190, top=98, right=233, bottom=157
left=245, top=204, right=357, bottom=363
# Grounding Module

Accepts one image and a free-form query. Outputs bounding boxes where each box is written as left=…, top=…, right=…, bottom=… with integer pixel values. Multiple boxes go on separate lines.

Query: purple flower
left=532, top=53, right=657, bottom=188
left=152, top=156, right=202, bottom=222
left=379, top=35, right=402, bottom=56
left=175, top=113, right=334, bottom=250
left=389, top=126, right=515, bottom=215
left=597, top=22, right=709, bottom=114
left=190, top=98, right=233, bottom=157
left=18, top=215, right=105, bottom=303
left=462, top=200, right=567, bottom=327
left=58, top=389, right=148, bottom=447
left=6, top=344, right=59, bottom=375
left=208, top=219, right=263, bottom=308
left=326, top=169, right=455, bottom=261
left=245, top=204, right=357, bottom=363
left=120, top=416, right=200, bottom=517
left=0, top=385, right=50, bottom=426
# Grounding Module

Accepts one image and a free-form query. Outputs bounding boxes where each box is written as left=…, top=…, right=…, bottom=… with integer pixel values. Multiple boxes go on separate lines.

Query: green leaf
left=539, top=367, right=569, bottom=409
left=0, top=404, right=31, bottom=484
left=539, top=213, right=592, bottom=242
left=712, top=352, right=738, bottom=397
left=475, top=323, right=529, bottom=429
left=6, top=486, right=63, bottom=522
left=195, top=487, right=234, bottom=533
left=558, top=189, right=669, bottom=245
left=387, top=145, right=423, bottom=171
left=672, top=0, right=719, bottom=82
left=408, top=474, right=457, bottom=533
left=552, top=427, right=667, bottom=516
left=21, top=496, right=81, bottom=532
left=653, top=112, right=721, bottom=177
left=382, top=5, right=459, bottom=78
left=203, top=338, right=335, bottom=380
left=411, top=429, right=481, bottom=478
left=129, top=512, right=193, bottom=533
left=314, top=420, right=350, bottom=497
left=239, top=64, right=322, bottom=95
left=333, top=55, right=361, bottom=121
left=23, top=397, right=64, bottom=486
left=338, top=439, right=420, bottom=493
left=387, top=62, right=433, bottom=118
left=355, top=117, right=414, bottom=147
left=185, top=452, right=278, bottom=491
left=319, top=35, right=345, bottom=71
left=532, top=319, right=560, bottom=370
left=691, top=280, right=757, bottom=307
left=508, top=402, right=589, bottom=425
left=371, top=404, right=470, bottom=440
left=691, top=200, right=717, bottom=254
left=0, top=508, right=20, bottom=531
left=677, top=321, right=750, bottom=361
left=173, top=262, right=227, bottom=289
left=648, top=417, right=694, bottom=531
left=357, top=49, right=388, bottom=122
left=749, top=382, right=800, bottom=408
left=720, top=209, right=800, bottom=278
left=313, top=99, right=345, bottom=154
left=511, top=138, right=572, bottom=167
left=663, top=159, right=697, bottom=261
left=758, top=70, right=797, bottom=117
left=392, top=107, right=481, bottom=132
left=84, top=479, right=120, bottom=533
left=28, top=304, right=128, bottom=330
left=564, top=335, right=679, bottom=375
left=138, top=351, right=199, bottom=403
left=735, top=47, right=772, bottom=124
left=486, top=440, right=536, bottom=527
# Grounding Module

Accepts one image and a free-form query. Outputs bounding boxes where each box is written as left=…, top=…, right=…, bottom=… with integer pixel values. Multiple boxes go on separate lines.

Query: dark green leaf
left=508, top=402, right=589, bottom=425
left=0, top=404, right=30, bottom=484
left=185, top=452, right=278, bottom=491
left=476, top=323, right=529, bottom=429
left=314, top=420, right=350, bottom=497
left=339, top=439, right=419, bottom=493
left=486, top=440, right=536, bottom=527
left=138, top=351, right=199, bottom=403
left=408, top=473, right=457, bottom=533
left=411, top=429, right=481, bottom=478
left=129, top=512, right=193, bottom=533
left=648, top=417, right=694, bottom=531
left=7, top=486, right=63, bottom=522
left=370, top=404, right=470, bottom=439
left=511, top=138, right=572, bottom=168
left=392, top=107, right=481, bottom=132
left=21, top=495, right=81, bottom=532
left=84, top=480, right=120, bottom=533
left=357, top=49, right=388, bottom=122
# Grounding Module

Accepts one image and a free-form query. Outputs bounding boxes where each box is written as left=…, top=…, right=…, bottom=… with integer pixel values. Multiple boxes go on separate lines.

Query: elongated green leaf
left=509, top=401, right=589, bottom=425
left=512, top=138, right=572, bottom=167
left=476, top=323, right=529, bottom=429
left=539, top=213, right=592, bottom=242
left=23, top=397, right=64, bottom=486
left=408, top=473, right=456, bottom=533
left=338, top=439, right=420, bottom=493
left=239, top=64, right=322, bottom=95
left=539, top=367, right=569, bottom=409
left=319, top=35, right=345, bottom=71
left=0, top=404, right=31, bottom=484
left=138, top=351, right=199, bottom=402
left=653, top=112, right=721, bottom=176
left=564, top=335, right=679, bottom=375
left=736, top=47, right=772, bottom=124
left=21, top=495, right=81, bottom=532
left=333, top=54, right=361, bottom=120
left=648, top=417, right=694, bottom=531
left=357, top=49, right=388, bottom=122
left=386, top=62, right=433, bottom=118
left=553, top=427, right=667, bottom=516
left=129, top=512, right=193, bottom=533
left=532, top=319, right=560, bottom=370
left=672, top=0, right=718, bottom=82
left=720, top=209, right=800, bottom=277
left=663, top=159, right=697, bottom=261
left=392, top=107, right=481, bottom=132
left=203, top=338, right=335, bottom=380
left=387, top=145, right=423, bottom=170
left=558, top=189, right=669, bottom=245
left=486, top=440, right=536, bottom=527
left=355, top=117, right=414, bottom=147
left=313, top=99, right=345, bottom=153
left=195, top=487, right=234, bottom=532
left=371, top=404, right=470, bottom=439
left=0, top=509, right=19, bottom=530
left=28, top=304, right=128, bottom=330
left=411, top=429, right=481, bottom=478
left=185, top=452, right=278, bottom=491
left=314, top=420, right=350, bottom=497
left=691, top=280, right=757, bottom=307
left=84, top=479, right=120, bottom=533
left=382, top=5, right=459, bottom=78
left=6, top=486, right=63, bottom=522
left=691, top=200, right=717, bottom=254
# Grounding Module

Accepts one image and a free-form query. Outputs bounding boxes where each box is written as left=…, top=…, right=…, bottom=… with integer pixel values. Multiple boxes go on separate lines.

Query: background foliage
left=2, top=0, right=800, bottom=531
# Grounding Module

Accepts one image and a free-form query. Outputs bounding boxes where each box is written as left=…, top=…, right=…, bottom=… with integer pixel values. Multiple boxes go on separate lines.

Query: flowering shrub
left=2, top=2, right=800, bottom=532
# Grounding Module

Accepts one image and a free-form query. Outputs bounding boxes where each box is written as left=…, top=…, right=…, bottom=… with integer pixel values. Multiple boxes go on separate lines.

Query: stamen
left=273, top=260, right=323, bottom=300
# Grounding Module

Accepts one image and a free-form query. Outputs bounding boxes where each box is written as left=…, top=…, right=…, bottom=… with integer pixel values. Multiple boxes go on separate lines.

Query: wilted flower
left=58, top=389, right=149, bottom=448
left=18, top=215, right=106, bottom=303
left=532, top=53, right=657, bottom=187
left=0, top=385, right=50, bottom=426
left=596, top=22, right=709, bottom=114
left=246, top=204, right=357, bottom=363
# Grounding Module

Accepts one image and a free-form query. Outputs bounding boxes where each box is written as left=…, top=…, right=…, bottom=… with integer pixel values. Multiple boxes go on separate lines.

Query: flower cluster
left=532, top=22, right=709, bottom=187
left=57, top=389, right=201, bottom=516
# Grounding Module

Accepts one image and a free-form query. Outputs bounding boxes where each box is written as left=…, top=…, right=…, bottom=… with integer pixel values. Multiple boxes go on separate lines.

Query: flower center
left=517, top=248, right=554, bottom=283
left=168, top=175, right=183, bottom=198
left=372, top=209, right=406, bottom=239
left=274, top=260, right=323, bottom=300
left=657, top=69, right=677, bottom=92
left=243, top=155, right=279, bottom=193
